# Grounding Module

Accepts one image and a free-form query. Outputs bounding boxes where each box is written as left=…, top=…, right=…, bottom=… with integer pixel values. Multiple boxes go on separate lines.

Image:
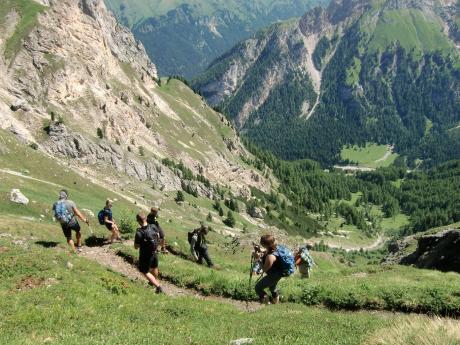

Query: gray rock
left=10, top=99, right=31, bottom=112
left=248, top=207, right=266, bottom=219
left=10, top=189, right=29, bottom=205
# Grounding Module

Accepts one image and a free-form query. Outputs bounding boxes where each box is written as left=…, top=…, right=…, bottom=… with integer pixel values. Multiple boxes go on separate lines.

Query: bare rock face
left=248, top=206, right=266, bottom=219
left=385, top=228, right=460, bottom=273
left=10, top=189, right=29, bottom=205
left=44, top=123, right=181, bottom=191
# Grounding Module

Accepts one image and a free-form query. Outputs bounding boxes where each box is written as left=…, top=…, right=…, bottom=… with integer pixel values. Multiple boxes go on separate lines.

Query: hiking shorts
left=105, top=222, right=114, bottom=231
left=61, top=221, right=81, bottom=240
left=138, top=253, right=159, bottom=274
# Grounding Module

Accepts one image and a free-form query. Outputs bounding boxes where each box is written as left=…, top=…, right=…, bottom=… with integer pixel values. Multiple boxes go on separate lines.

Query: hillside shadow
left=35, top=241, right=59, bottom=248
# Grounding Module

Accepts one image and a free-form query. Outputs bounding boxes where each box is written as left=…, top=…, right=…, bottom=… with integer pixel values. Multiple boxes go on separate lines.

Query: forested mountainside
left=194, top=0, right=460, bottom=167
left=104, top=0, right=328, bottom=78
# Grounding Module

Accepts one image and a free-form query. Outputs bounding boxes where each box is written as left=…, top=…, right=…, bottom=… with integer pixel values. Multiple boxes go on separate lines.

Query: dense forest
left=243, top=139, right=460, bottom=236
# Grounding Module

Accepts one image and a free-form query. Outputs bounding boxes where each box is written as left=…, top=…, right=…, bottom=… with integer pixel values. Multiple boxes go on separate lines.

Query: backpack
left=54, top=200, right=73, bottom=225
left=299, top=247, right=315, bottom=268
left=188, top=230, right=198, bottom=245
left=139, top=224, right=160, bottom=253
left=97, top=210, right=106, bottom=225
left=274, top=245, right=296, bottom=277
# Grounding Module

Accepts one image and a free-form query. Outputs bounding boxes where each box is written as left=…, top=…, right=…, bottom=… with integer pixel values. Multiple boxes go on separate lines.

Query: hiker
left=254, top=234, right=295, bottom=304
left=98, top=199, right=122, bottom=244
left=295, top=243, right=315, bottom=278
left=189, top=225, right=214, bottom=268
left=147, top=207, right=167, bottom=253
left=53, top=190, right=89, bottom=253
left=134, top=213, right=164, bottom=294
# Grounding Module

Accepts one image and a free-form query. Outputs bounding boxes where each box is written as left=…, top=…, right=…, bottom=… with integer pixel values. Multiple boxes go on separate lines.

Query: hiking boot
left=155, top=286, right=164, bottom=294
left=271, top=295, right=280, bottom=305
left=260, top=295, right=270, bottom=305
left=76, top=246, right=82, bottom=254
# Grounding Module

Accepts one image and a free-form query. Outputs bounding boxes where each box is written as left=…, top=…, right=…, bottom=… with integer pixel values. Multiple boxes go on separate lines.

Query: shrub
left=175, top=191, right=185, bottom=202
left=97, top=128, right=103, bottom=139
left=29, top=143, right=39, bottom=150
left=138, top=146, right=145, bottom=156
left=118, top=216, right=137, bottom=236
left=224, top=211, right=236, bottom=228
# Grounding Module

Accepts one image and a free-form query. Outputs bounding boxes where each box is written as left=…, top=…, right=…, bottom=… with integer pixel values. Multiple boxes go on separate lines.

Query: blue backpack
left=274, top=245, right=295, bottom=277
left=54, top=200, right=72, bottom=225
left=97, top=210, right=106, bottom=225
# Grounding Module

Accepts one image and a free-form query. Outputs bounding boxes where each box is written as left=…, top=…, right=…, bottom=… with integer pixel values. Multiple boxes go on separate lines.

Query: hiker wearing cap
left=134, top=213, right=164, bottom=294
left=53, top=190, right=89, bottom=253
left=98, top=200, right=122, bottom=244
left=147, top=207, right=167, bottom=254
left=189, top=225, right=214, bottom=268
left=254, top=234, right=295, bottom=304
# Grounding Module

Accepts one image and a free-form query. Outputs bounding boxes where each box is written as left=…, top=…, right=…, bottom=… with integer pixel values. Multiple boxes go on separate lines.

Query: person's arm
left=190, top=235, right=199, bottom=261
left=134, top=231, right=140, bottom=250
left=158, top=227, right=167, bottom=252
left=262, top=254, right=276, bottom=273
left=73, top=207, right=89, bottom=225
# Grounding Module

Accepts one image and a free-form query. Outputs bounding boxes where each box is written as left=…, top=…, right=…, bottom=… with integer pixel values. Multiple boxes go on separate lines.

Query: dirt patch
left=79, top=244, right=262, bottom=312
left=15, top=276, right=58, bottom=291
left=0, top=246, right=9, bottom=253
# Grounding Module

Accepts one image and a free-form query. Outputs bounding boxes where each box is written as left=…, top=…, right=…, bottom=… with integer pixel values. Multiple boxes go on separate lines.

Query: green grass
left=1, top=0, right=46, bottom=61
left=366, top=9, right=453, bottom=54
left=341, top=143, right=398, bottom=168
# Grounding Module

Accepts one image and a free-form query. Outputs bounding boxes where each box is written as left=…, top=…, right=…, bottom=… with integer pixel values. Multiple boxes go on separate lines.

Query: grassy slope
left=341, top=143, right=398, bottom=168
left=0, top=0, right=46, bottom=61
left=366, top=8, right=453, bottom=53
left=0, top=219, right=419, bottom=345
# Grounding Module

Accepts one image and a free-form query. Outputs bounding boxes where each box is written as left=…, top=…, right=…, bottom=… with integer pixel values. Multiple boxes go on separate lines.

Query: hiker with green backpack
left=295, top=243, right=315, bottom=278
left=134, top=212, right=164, bottom=294
left=253, top=234, right=295, bottom=304
left=189, top=225, right=214, bottom=268
left=53, top=190, right=89, bottom=254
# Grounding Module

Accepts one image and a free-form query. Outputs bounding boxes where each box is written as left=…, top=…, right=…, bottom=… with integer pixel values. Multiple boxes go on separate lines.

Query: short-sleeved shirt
left=52, top=199, right=77, bottom=223
left=103, top=208, right=113, bottom=222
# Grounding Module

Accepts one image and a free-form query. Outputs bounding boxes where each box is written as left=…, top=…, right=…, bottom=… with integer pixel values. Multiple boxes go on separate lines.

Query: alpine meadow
left=0, top=1, right=460, bottom=345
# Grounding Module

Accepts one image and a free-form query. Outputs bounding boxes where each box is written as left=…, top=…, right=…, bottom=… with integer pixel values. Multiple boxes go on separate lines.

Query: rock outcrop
left=385, top=228, right=460, bottom=273
left=10, top=189, right=29, bottom=205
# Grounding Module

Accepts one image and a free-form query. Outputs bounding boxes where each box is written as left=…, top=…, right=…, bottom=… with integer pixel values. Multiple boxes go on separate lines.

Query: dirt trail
left=375, top=145, right=394, bottom=164
left=318, top=234, right=386, bottom=253
left=79, top=243, right=261, bottom=312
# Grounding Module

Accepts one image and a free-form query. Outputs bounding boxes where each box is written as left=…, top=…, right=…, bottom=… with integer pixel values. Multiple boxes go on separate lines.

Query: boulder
left=10, top=189, right=29, bottom=205
left=248, top=207, right=266, bottom=219
left=10, top=99, right=31, bottom=112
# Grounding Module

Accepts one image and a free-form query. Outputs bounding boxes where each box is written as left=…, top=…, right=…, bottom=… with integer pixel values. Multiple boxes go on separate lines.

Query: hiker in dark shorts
left=134, top=213, right=164, bottom=294
left=147, top=207, right=167, bottom=254
left=53, top=190, right=89, bottom=253
left=190, top=225, right=214, bottom=268
left=103, top=199, right=122, bottom=243
left=254, top=235, right=283, bottom=304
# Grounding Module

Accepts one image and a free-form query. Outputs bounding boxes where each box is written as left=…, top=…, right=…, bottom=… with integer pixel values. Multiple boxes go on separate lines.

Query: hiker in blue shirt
left=53, top=190, right=89, bottom=253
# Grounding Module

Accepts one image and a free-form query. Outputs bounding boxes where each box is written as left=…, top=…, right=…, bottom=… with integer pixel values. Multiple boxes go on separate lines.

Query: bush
left=301, top=285, right=323, bottom=306
left=29, top=143, right=39, bottom=150
left=97, top=128, right=103, bottom=139
left=118, top=216, right=137, bottom=236
left=224, top=211, right=236, bottom=228
left=138, top=146, right=145, bottom=156
left=206, top=213, right=213, bottom=222
left=175, top=191, right=185, bottom=202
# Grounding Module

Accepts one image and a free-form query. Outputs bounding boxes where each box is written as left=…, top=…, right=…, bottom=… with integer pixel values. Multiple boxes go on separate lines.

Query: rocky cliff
left=385, top=228, right=460, bottom=273
left=0, top=0, right=271, bottom=197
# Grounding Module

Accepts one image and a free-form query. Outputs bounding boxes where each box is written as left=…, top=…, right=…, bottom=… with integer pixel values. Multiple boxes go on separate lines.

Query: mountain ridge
left=194, top=0, right=460, bottom=166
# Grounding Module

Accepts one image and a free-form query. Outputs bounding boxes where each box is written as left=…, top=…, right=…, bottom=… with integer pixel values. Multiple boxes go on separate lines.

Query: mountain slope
left=0, top=0, right=271, bottom=198
left=194, top=0, right=460, bottom=166
left=104, top=0, right=328, bottom=78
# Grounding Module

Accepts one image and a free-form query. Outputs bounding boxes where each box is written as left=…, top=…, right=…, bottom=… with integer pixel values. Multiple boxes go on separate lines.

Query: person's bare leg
left=67, top=238, right=76, bottom=252
left=143, top=271, right=160, bottom=288
left=110, top=229, right=117, bottom=243
left=152, top=267, right=159, bottom=279
left=76, top=232, right=82, bottom=248
left=113, top=224, right=121, bottom=240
